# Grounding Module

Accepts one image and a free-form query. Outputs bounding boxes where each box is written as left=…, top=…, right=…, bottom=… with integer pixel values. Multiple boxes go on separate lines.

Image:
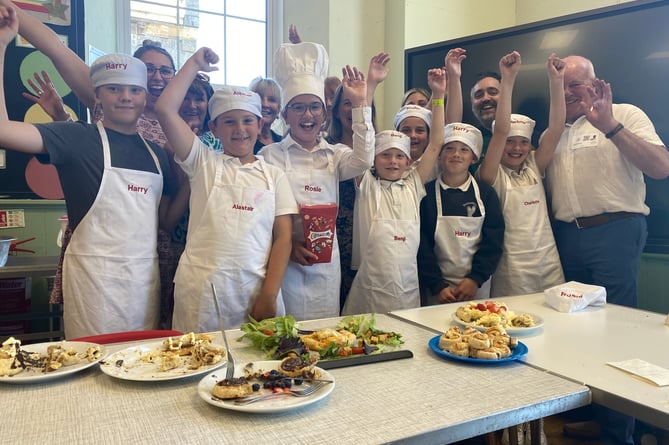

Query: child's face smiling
left=282, top=94, right=325, bottom=149
left=439, top=141, right=477, bottom=177
left=398, top=117, right=429, bottom=161
left=374, top=148, right=410, bottom=182
left=210, top=110, right=260, bottom=162
left=502, top=136, right=531, bottom=172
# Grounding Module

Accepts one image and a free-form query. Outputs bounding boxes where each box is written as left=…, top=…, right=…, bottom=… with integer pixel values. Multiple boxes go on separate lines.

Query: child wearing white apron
left=477, top=51, right=566, bottom=298
left=418, top=123, right=505, bottom=304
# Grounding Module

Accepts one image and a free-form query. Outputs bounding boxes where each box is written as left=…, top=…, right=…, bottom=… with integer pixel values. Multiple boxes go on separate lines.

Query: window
left=122, top=0, right=281, bottom=87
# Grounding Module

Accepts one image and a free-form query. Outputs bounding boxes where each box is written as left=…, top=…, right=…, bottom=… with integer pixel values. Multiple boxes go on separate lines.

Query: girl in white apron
left=344, top=63, right=455, bottom=314
left=154, top=48, right=298, bottom=331
left=477, top=51, right=566, bottom=298
left=259, top=43, right=375, bottom=320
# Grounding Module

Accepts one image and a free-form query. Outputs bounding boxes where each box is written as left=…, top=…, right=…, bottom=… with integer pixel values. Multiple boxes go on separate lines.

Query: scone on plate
left=212, top=377, right=253, bottom=399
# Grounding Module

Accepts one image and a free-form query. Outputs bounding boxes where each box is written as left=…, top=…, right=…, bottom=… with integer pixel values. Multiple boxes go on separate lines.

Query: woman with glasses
left=259, top=42, right=375, bottom=321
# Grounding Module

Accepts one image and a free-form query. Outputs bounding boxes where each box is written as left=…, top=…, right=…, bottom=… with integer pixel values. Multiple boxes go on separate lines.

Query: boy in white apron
left=0, top=7, right=174, bottom=338
left=418, top=122, right=505, bottom=304
left=477, top=51, right=566, bottom=298
left=344, top=49, right=466, bottom=314
left=154, top=47, right=298, bottom=332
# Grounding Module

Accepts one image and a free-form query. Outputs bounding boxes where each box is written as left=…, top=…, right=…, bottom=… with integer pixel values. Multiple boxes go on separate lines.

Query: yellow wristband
left=432, top=98, right=444, bottom=107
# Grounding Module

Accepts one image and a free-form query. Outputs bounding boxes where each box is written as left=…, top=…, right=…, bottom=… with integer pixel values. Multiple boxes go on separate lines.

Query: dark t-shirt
left=35, top=121, right=175, bottom=230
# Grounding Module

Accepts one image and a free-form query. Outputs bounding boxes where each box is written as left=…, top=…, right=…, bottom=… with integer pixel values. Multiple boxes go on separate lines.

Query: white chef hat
left=90, top=54, right=147, bottom=90
left=493, top=113, right=536, bottom=140
left=208, top=87, right=262, bottom=122
left=508, top=114, right=536, bottom=139
left=393, top=105, right=432, bottom=130
left=274, top=42, right=329, bottom=109
left=375, top=130, right=411, bottom=157
left=443, top=123, right=483, bottom=158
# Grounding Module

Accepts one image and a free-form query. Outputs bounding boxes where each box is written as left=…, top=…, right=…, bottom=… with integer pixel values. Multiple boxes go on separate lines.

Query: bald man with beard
left=546, top=55, right=669, bottom=445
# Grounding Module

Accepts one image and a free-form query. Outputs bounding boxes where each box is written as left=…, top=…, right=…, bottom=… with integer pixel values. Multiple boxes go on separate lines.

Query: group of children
left=0, top=2, right=568, bottom=339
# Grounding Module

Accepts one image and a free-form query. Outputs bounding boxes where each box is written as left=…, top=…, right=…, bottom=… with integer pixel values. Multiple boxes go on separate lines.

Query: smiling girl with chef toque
left=258, top=41, right=375, bottom=321
left=155, top=46, right=298, bottom=332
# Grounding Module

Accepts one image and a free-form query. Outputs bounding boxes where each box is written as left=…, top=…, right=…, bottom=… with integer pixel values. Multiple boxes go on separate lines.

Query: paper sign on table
left=607, top=359, right=669, bottom=386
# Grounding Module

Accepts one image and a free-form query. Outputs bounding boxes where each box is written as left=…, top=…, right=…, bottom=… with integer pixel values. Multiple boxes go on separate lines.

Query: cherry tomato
left=351, top=346, right=364, bottom=355
left=476, top=303, right=487, bottom=311
left=263, top=329, right=275, bottom=336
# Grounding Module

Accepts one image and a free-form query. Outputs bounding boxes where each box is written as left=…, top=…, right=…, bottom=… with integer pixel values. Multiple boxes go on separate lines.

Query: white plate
left=99, top=340, right=225, bottom=381
left=198, top=360, right=335, bottom=413
left=451, top=312, right=544, bottom=335
left=0, top=341, right=104, bottom=384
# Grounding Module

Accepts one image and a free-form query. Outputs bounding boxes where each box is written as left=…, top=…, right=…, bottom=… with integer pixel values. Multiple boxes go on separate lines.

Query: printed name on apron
left=454, top=230, right=471, bottom=237
left=127, top=184, right=149, bottom=194
left=304, top=185, right=322, bottom=192
left=232, top=204, right=254, bottom=211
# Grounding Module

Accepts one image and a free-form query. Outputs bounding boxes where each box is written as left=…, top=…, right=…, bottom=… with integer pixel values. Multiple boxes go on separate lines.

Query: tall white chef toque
left=274, top=42, right=329, bottom=109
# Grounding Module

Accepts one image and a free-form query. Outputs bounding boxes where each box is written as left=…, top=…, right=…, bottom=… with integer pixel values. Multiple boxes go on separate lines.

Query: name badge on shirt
left=570, top=133, right=600, bottom=149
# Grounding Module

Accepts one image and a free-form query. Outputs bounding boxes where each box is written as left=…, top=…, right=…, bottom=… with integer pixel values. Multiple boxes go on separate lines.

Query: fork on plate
left=233, top=381, right=330, bottom=406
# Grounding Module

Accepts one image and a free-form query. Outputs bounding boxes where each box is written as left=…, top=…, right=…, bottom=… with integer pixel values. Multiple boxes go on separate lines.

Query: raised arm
left=2, top=0, right=96, bottom=110
left=581, top=78, right=669, bottom=179
left=444, top=48, right=466, bottom=124
left=0, top=5, right=45, bottom=154
left=477, top=51, right=520, bottom=185
left=155, top=47, right=219, bottom=161
left=534, top=54, right=566, bottom=174
left=366, top=52, right=390, bottom=106
left=415, top=68, right=446, bottom=183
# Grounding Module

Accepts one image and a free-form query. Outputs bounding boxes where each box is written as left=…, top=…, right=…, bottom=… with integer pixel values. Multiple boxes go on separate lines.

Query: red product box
left=300, top=203, right=338, bottom=263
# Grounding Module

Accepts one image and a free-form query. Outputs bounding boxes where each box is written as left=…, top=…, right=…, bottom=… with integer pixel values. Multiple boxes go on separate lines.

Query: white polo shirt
left=546, top=103, right=664, bottom=222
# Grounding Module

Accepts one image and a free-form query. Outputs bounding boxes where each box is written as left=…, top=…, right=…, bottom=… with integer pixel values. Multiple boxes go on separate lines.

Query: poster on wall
left=0, top=0, right=83, bottom=199
left=13, top=0, right=71, bottom=26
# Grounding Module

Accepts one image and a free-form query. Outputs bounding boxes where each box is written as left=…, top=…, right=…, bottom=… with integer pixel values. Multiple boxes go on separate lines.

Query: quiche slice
left=299, top=328, right=358, bottom=352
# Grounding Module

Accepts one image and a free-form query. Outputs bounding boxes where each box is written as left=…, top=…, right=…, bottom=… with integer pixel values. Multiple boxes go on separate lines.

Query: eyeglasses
left=286, top=102, right=324, bottom=116
left=145, top=64, right=175, bottom=79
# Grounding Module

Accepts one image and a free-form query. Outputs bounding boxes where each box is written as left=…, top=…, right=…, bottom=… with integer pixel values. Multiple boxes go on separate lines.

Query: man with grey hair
left=546, top=55, right=669, bottom=444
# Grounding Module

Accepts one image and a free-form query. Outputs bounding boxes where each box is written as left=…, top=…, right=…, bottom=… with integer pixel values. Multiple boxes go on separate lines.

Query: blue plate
left=428, top=335, right=528, bottom=364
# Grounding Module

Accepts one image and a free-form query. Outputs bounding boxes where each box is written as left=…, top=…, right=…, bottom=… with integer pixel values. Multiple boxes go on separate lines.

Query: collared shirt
left=177, top=137, right=298, bottom=239
left=546, top=103, right=664, bottom=222
left=438, top=174, right=473, bottom=193
left=487, top=151, right=540, bottom=205
left=258, top=106, right=375, bottom=184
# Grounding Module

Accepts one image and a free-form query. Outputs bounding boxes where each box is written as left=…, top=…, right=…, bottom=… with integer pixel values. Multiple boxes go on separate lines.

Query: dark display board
left=405, top=0, right=669, bottom=253
left=0, top=0, right=85, bottom=199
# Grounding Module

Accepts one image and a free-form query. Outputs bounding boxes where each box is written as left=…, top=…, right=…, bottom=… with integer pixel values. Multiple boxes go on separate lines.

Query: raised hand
left=341, top=64, right=367, bottom=107
left=582, top=78, right=616, bottom=132
left=367, top=52, right=390, bottom=86
left=288, top=24, right=302, bottom=44
left=444, top=47, right=466, bottom=78
left=427, top=67, right=447, bottom=96
left=546, top=53, right=565, bottom=81
left=0, top=4, right=17, bottom=46
left=499, top=50, right=521, bottom=78
left=190, top=47, right=219, bottom=72
left=22, top=71, right=70, bottom=121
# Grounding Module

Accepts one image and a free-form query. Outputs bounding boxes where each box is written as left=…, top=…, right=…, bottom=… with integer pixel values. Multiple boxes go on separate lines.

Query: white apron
left=172, top=157, right=285, bottom=332
left=430, top=178, right=490, bottom=304
left=282, top=150, right=340, bottom=320
left=63, top=121, right=162, bottom=338
left=342, top=177, right=421, bottom=315
left=491, top=168, right=564, bottom=297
